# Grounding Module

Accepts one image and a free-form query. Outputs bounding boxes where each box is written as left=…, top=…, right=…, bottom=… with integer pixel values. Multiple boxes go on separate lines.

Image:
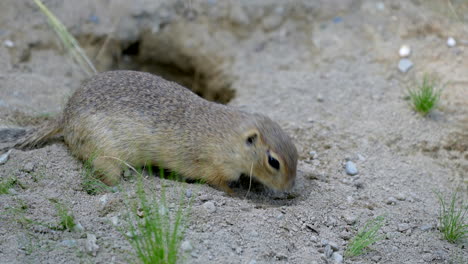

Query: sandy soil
left=0, top=0, right=467, bottom=263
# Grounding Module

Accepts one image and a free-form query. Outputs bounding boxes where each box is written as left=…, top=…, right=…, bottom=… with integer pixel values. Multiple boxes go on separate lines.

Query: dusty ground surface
left=1, top=0, right=467, bottom=263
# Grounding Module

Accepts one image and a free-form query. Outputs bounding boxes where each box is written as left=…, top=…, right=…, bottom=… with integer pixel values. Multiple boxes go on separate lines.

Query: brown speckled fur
left=12, top=70, right=298, bottom=192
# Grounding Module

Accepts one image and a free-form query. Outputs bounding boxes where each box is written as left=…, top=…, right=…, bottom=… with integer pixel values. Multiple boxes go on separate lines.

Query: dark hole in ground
left=111, top=39, right=235, bottom=104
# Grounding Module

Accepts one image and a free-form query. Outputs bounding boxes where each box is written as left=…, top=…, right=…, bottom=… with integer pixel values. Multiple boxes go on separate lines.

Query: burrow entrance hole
left=80, top=32, right=235, bottom=104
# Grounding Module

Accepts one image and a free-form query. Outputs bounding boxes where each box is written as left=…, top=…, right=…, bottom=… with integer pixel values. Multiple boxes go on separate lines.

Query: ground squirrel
left=1, top=70, right=298, bottom=193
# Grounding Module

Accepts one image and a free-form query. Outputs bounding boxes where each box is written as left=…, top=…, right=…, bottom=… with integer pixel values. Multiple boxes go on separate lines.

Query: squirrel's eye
left=268, top=155, right=280, bottom=170
left=246, top=133, right=257, bottom=145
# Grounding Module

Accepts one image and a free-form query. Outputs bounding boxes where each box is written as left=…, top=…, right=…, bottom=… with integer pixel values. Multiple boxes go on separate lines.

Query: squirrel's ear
left=244, top=129, right=259, bottom=146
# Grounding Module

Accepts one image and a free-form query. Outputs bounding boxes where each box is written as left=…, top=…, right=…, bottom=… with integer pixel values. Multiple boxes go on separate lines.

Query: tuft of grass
left=33, top=0, right=97, bottom=77
left=123, top=167, right=191, bottom=264
left=345, top=215, right=385, bottom=258
left=408, top=74, right=442, bottom=116
left=436, top=192, right=468, bottom=243
left=0, top=177, right=18, bottom=194
left=53, top=201, right=76, bottom=231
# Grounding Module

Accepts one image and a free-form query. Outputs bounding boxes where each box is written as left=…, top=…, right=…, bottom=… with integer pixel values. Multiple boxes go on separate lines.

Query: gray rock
left=339, top=231, right=352, bottom=240
left=22, top=162, right=36, bottom=173
left=324, top=245, right=333, bottom=258
left=342, top=214, right=357, bottom=225
left=3, top=39, right=14, bottom=48
left=309, top=151, right=318, bottom=159
left=181, top=240, right=193, bottom=252
left=386, top=197, right=397, bottom=205
left=185, top=189, right=192, bottom=198
left=229, top=5, right=250, bottom=25
left=395, top=193, right=406, bottom=201
left=0, top=150, right=12, bottom=165
left=199, top=195, right=211, bottom=201
left=420, top=224, right=433, bottom=231
left=397, top=223, right=411, bottom=232
left=262, top=14, right=283, bottom=31
left=248, top=260, right=257, bottom=264
left=203, top=201, right=216, bottom=213
left=328, top=241, right=339, bottom=251
left=73, top=222, right=84, bottom=232
left=8, top=188, right=18, bottom=195
left=61, top=239, right=77, bottom=248
left=345, top=161, right=358, bottom=176
left=398, top=58, right=413, bottom=73
left=332, top=252, right=343, bottom=263
left=85, top=234, right=99, bottom=256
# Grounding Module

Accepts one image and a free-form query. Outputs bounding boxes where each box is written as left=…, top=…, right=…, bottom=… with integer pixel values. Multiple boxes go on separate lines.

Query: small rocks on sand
left=345, top=161, right=358, bottom=176
left=85, top=234, right=99, bottom=256
left=203, top=201, right=216, bottom=213
left=398, top=58, right=413, bottom=73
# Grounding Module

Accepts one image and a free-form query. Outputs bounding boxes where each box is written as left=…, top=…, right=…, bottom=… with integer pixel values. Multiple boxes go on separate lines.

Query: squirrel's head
left=236, top=114, right=298, bottom=191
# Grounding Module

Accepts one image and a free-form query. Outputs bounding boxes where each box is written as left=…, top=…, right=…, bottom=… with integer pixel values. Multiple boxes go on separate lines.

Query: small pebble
left=420, top=224, right=432, bottom=231
left=99, top=194, right=108, bottom=205
left=8, top=188, right=18, bottom=195
left=397, top=223, right=410, bottom=232
left=22, top=162, right=35, bottom=173
left=324, top=245, right=333, bottom=258
left=248, top=260, right=257, bottom=264
left=345, top=161, right=358, bottom=176
left=317, top=94, right=324, bottom=102
left=447, top=37, right=456, bottom=47
left=342, top=214, right=357, bottom=225
left=181, top=240, right=193, bottom=252
left=331, top=252, right=343, bottom=263
left=0, top=150, right=12, bottom=165
left=309, top=151, right=318, bottom=159
left=328, top=241, right=339, bottom=251
left=357, top=154, right=366, bottom=161
left=386, top=197, right=397, bottom=205
left=61, top=239, right=77, bottom=248
left=73, top=222, right=84, bottom=232
left=199, top=195, right=211, bottom=201
left=339, top=231, right=352, bottom=240
left=395, top=193, right=406, bottom=201
left=185, top=189, right=192, bottom=198
left=85, top=234, right=99, bottom=256
left=203, top=201, right=216, bottom=213
left=399, top=44, right=411, bottom=57
left=398, top=58, right=413, bottom=73
left=110, top=216, right=119, bottom=226
left=3, top=39, right=14, bottom=48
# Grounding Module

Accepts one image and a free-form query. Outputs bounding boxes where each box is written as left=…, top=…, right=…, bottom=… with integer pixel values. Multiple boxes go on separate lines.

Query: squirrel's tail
left=0, top=119, right=63, bottom=153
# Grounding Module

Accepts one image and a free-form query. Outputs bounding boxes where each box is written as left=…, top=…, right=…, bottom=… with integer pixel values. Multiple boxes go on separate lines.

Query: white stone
left=447, top=37, right=456, bottom=47
left=399, top=45, right=411, bottom=57
left=3, top=40, right=14, bottom=48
